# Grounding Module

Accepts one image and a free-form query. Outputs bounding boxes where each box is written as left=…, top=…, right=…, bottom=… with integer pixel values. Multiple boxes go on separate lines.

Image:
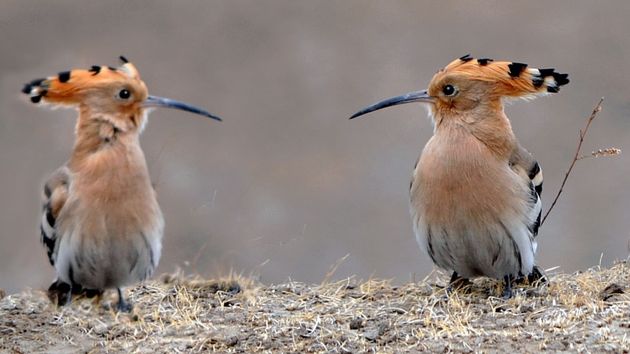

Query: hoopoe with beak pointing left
left=23, top=56, right=221, bottom=311
left=351, top=55, right=568, bottom=298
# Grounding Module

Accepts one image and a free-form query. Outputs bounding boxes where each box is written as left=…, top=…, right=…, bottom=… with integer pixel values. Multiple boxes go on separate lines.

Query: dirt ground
left=1, top=262, right=628, bottom=353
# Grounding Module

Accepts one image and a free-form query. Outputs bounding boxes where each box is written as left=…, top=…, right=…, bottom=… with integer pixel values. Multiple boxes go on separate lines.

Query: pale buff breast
left=54, top=142, right=164, bottom=289
left=410, top=130, right=535, bottom=279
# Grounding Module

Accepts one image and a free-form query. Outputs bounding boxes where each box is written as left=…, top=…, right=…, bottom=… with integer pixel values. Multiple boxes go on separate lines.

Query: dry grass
left=1, top=262, right=629, bottom=353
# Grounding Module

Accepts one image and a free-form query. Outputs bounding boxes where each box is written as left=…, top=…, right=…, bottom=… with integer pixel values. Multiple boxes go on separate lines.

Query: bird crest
left=22, top=56, right=147, bottom=106
left=432, top=54, right=569, bottom=100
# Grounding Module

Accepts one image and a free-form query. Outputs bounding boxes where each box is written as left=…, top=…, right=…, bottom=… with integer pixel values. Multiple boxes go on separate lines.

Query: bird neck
left=64, top=108, right=156, bottom=206
left=68, top=107, right=147, bottom=176
left=435, top=105, right=516, bottom=160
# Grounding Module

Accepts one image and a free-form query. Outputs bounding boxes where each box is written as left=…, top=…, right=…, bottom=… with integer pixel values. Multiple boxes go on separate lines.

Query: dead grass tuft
left=1, top=262, right=628, bottom=353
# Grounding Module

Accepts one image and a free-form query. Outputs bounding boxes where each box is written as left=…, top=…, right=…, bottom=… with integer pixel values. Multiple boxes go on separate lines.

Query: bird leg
left=447, top=271, right=472, bottom=294
left=502, top=274, right=513, bottom=299
left=116, top=288, right=133, bottom=312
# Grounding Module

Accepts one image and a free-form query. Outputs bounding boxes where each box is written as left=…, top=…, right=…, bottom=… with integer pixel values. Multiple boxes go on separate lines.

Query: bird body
left=51, top=139, right=163, bottom=291
left=411, top=118, right=536, bottom=280
left=351, top=55, right=567, bottom=296
left=25, top=57, right=220, bottom=310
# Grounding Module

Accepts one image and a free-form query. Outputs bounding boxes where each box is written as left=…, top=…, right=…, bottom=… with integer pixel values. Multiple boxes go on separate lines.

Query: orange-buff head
left=22, top=56, right=221, bottom=133
left=350, top=54, right=568, bottom=123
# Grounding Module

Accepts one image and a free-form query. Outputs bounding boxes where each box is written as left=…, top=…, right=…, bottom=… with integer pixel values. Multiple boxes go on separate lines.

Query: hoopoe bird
left=23, top=56, right=221, bottom=311
left=351, top=55, right=568, bottom=298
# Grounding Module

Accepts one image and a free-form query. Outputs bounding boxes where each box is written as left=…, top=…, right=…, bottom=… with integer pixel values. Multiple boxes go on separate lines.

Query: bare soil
left=1, top=262, right=629, bottom=353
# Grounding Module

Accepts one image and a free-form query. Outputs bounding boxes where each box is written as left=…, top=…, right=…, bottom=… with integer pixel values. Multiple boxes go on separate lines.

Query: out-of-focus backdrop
left=1, top=1, right=628, bottom=294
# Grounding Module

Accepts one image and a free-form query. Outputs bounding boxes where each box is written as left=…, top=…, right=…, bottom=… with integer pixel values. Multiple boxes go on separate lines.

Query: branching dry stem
left=541, top=97, right=608, bottom=227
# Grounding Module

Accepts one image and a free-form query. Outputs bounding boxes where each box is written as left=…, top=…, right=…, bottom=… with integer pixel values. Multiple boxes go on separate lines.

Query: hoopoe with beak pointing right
left=23, top=57, right=221, bottom=311
left=351, top=55, right=569, bottom=298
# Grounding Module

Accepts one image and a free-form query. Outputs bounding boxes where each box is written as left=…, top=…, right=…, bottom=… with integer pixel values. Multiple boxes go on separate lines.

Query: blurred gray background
left=1, top=1, right=628, bottom=294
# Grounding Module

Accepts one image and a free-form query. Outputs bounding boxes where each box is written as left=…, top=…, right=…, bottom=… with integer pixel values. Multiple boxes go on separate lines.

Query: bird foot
left=47, top=280, right=72, bottom=307
left=116, top=288, right=133, bottom=313
left=526, top=265, right=547, bottom=285
left=116, top=300, right=133, bottom=313
left=447, top=272, right=473, bottom=294
left=514, top=265, right=548, bottom=287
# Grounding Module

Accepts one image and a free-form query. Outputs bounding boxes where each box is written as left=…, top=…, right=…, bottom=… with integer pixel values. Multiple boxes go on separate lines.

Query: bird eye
left=117, top=89, right=131, bottom=100
left=442, top=84, right=457, bottom=96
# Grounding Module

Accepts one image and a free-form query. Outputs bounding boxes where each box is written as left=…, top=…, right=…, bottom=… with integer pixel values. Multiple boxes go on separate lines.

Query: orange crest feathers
left=22, top=56, right=144, bottom=105
left=439, top=54, right=569, bottom=99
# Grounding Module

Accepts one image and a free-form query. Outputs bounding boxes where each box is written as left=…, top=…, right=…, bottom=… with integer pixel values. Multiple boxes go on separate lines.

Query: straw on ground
left=1, top=262, right=628, bottom=353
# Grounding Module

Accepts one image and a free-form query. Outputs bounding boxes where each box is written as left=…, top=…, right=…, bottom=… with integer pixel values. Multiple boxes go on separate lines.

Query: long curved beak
left=349, top=90, right=433, bottom=119
left=144, top=95, right=222, bottom=121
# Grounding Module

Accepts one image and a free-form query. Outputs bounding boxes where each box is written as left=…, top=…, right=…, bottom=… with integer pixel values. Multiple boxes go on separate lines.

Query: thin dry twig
left=321, top=253, right=350, bottom=285
left=540, top=98, right=606, bottom=227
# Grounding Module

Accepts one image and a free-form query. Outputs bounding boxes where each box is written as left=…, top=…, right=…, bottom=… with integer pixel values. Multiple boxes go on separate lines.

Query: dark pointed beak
left=349, top=90, right=433, bottom=119
left=144, top=95, right=222, bottom=121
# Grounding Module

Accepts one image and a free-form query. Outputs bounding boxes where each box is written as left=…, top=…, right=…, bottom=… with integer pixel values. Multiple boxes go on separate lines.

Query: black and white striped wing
left=527, top=161, right=543, bottom=237
left=40, top=167, right=70, bottom=266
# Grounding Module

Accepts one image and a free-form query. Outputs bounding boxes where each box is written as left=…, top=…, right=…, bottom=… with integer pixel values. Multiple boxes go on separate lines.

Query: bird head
left=350, top=54, right=568, bottom=123
left=22, top=56, right=220, bottom=133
